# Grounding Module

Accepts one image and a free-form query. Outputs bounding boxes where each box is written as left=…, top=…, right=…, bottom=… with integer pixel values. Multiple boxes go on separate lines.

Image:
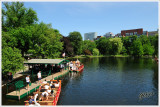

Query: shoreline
left=66, top=55, right=154, bottom=59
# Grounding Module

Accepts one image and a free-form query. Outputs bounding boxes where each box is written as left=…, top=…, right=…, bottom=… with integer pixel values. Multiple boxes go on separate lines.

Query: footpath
left=6, top=69, right=69, bottom=100
left=2, top=66, right=29, bottom=87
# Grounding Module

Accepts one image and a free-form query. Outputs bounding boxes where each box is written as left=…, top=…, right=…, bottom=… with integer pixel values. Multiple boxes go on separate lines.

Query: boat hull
left=69, top=64, right=84, bottom=73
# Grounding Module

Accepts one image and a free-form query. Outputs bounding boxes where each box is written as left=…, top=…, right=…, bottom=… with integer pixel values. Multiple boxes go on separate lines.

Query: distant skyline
left=24, top=2, right=158, bottom=39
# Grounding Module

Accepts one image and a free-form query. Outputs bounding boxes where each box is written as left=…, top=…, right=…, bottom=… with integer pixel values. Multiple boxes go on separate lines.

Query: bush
left=92, top=48, right=99, bottom=56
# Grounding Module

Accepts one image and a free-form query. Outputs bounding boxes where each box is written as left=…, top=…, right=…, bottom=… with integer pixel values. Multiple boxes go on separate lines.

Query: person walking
left=37, top=71, right=42, bottom=84
left=26, top=75, right=31, bottom=90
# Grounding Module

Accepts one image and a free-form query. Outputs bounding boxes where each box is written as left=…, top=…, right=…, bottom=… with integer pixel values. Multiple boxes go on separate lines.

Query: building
left=148, top=30, right=158, bottom=36
left=96, top=36, right=103, bottom=40
left=121, top=28, right=148, bottom=37
left=104, top=32, right=115, bottom=38
left=84, top=32, right=97, bottom=41
left=115, top=33, right=122, bottom=37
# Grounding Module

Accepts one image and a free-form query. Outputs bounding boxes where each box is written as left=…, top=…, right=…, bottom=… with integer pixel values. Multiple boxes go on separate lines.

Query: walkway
left=6, top=69, right=69, bottom=100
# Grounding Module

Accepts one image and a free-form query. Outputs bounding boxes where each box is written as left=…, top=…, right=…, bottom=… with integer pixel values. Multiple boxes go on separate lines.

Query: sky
left=24, top=2, right=158, bottom=39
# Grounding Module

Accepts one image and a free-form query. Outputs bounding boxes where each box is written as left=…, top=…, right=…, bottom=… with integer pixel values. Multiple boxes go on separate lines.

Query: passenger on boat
left=47, top=87, right=51, bottom=94
left=69, top=61, right=73, bottom=70
left=44, top=85, right=50, bottom=89
left=43, top=79, right=47, bottom=84
left=41, top=90, right=49, bottom=101
left=54, top=81, right=60, bottom=88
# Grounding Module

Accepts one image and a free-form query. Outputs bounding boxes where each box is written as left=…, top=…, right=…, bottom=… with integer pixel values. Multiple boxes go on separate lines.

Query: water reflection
left=58, top=57, right=158, bottom=105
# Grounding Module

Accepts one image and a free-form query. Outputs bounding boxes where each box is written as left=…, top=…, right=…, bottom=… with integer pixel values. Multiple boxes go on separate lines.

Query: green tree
left=152, top=34, right=158, bottom=56
left=109, top=38, right=123, bottom=55
left=9, top=25, right=33, bottom=56
left=68, top=31, right=83, bottom=55
left=131, top=39, right=143, bottom=56
left=83, top=40, right=96, bottom=54
left=143, top=44, right=154, bottom=55
left=2, top=2, right=38, bottom=31
left=2, top=44, right=23, bottom=75
left=139, top=35, right=149, bottom=45
left=121, top=36, right=131, bottom=54
left=92, top=48, right=100, bottom=56
left=28, top=22, right=63, bottom=58
left=96, top=37, right=111, bottom=55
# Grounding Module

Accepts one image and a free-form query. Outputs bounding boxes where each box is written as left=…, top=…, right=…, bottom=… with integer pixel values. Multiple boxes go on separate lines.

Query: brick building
left=121, top=28, right=148, bottom=37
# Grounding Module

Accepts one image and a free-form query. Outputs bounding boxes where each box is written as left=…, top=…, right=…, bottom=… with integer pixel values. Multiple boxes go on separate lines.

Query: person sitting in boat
left=69, top=61, right=73, bottom=70
left=47, top=87, right=51, bottom=94
left=41, top=90, right=49, bottom=101
left=50, top=90, right=54, bottom=97
left=54, top=81, right=60, bottom=88
left=44, top=84, right=50, bottom=90
left=72, top=64, right=77, bottom=71
left=50, top=82, right=55, bottom=88
left=43, top=79, right=48, bottom=84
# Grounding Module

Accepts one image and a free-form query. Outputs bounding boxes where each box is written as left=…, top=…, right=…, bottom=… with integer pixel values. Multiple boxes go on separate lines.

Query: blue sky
left=24, top=2, right=158, bottom=39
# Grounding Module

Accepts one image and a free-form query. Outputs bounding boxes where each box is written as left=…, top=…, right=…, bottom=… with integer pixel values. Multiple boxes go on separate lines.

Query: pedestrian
left=26, top=75, right=31, bottom=90
left=37, top=71, right=42, bottom=84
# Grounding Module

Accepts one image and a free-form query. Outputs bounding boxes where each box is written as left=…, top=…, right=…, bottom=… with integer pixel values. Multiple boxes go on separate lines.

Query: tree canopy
left=68, top=31, right=83, bottom=55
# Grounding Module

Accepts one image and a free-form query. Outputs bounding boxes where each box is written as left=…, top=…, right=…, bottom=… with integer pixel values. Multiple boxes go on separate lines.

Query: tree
left=143, top=44, right=154, bottom=55
left=152, top=34, right=158, bottom=56
left=28, top=22, right=63, bottom=58
left=131, top=39, right=143, bottom=56
left=109, top=38, right=123, bottom=55
left=139, top=35, right=149, bottom=45
left=68, top=31, right=83, bottom=55
left=61, top=36, right=74, bottom=57
left=2, top=2, right=38, bottom=31
left=2, top=47, right=23, bottom=75
left=92, top=48, right=100, bottom=56
left=9, top=25, right=33, bottom=56
left=83, top=40, right=96, bottom=54
left=121, top=36, right=131, bottom=54
left=96, top=37, right=111, bottom=55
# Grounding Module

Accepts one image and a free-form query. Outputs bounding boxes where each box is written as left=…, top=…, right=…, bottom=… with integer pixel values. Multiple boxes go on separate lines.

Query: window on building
left=126, top=33, right=129, bottom=36
left=134, top=32, right=137, bottom=35
left=130, top=33, right=133, bottom=35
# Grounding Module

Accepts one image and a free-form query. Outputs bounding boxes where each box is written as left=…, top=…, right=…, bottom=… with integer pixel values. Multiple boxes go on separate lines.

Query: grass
left=67, top=54, right=131, bottom=58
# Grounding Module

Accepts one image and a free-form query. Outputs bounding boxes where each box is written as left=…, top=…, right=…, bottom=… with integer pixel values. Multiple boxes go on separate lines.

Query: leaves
left=68, top=31, right=83, bottom=55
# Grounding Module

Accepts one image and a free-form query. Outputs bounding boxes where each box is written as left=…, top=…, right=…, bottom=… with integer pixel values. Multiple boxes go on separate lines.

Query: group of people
left=69, top=59, right=81, bottom=71
left=25, top=70, right=42, bottom=90
left=28, top=80, right=60, bottom=104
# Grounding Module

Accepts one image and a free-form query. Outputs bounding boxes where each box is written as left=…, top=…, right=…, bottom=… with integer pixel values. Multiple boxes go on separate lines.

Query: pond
left=2, top=57, right=158, bottom=105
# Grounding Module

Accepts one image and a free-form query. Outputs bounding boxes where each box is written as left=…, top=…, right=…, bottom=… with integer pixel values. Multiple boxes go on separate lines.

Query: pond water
left=2, top=57, right=158, bottom=105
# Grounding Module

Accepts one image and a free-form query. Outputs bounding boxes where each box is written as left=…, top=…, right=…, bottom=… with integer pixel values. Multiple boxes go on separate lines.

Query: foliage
left=96, top=37, right=111, bottom=55
left=109, top=38, right=123, bottom=55
left=28, top=22, right=63, bottom=58
left=131, top=39, right=143, bottom=56
left=2, top=2, right=38, bottom=31
left=121, top=36, right=131, bottom=54
left=84, top=49, right=92, bottom=55
left=143, top=44, right=154, bottom=55
left=139, top=35, right=149, bottom=45
left=8, top=25, right=33, bottom=56
left=83, top=40, right=96, bottom=54
left=92, top=48, right=100, bottom=56
left=152, top=34, right=158, bottom=56
left=2, top=47, right=24, bottom=75
left=121, top=46, right=127, bottom=55
left=61, top=36, right=74, bottom=57
left=68, top=31, right=83, bottom=55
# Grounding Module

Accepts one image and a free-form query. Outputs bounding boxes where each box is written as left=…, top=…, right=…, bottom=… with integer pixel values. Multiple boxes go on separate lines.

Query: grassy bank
left=66, top=55, right=131, bottom=59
